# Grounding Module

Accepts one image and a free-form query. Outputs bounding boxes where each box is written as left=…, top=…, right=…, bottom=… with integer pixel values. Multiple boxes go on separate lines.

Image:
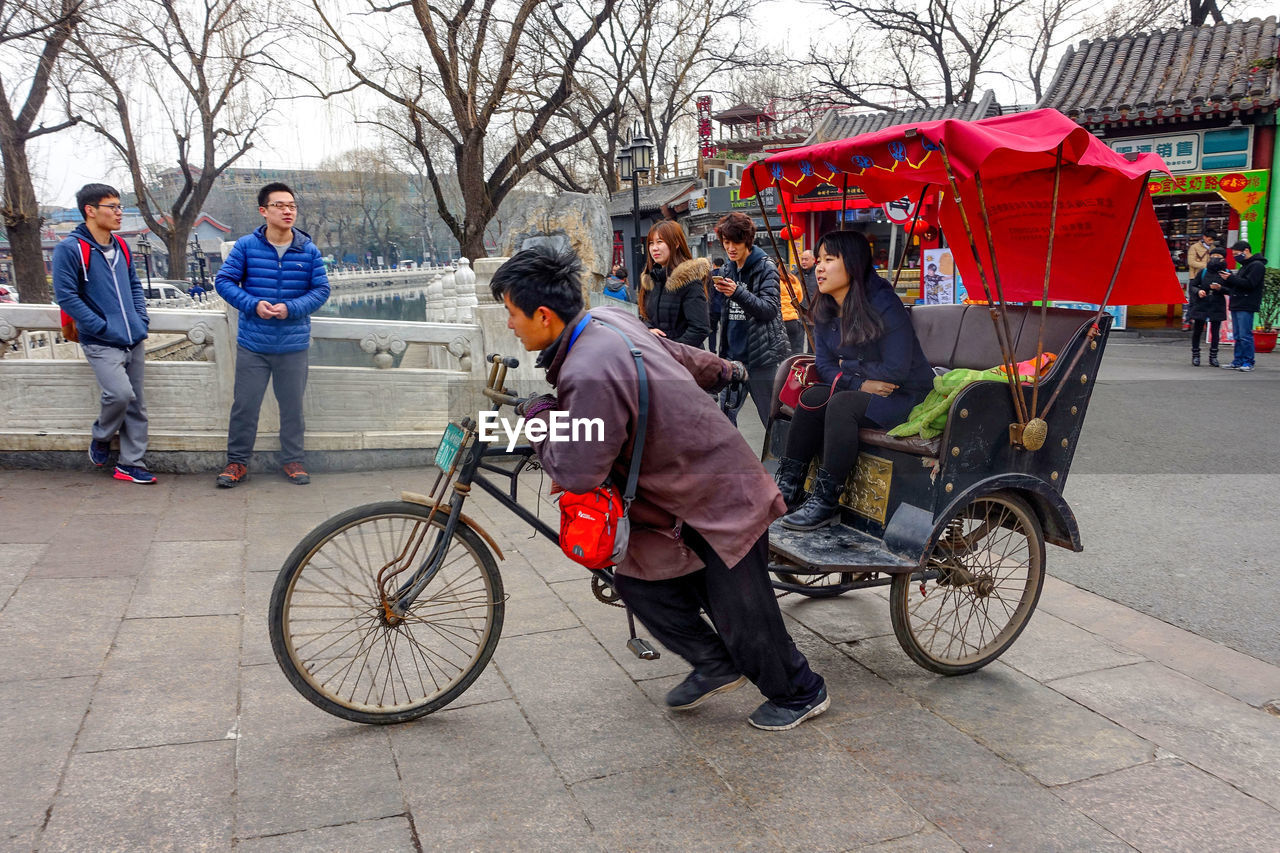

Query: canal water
left=312, top=293, right=428, bottom=367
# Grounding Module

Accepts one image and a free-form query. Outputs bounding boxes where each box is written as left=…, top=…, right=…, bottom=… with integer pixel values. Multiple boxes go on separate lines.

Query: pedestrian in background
left=214, top=182, right=330, bottom=487
left=604, top=266, right=629, bottom=302
left=52, top=183, right=156, bottom=484
left=708, top=256, right=726, bottom=351
left=1185, top=230, right=1215, bottom=328
left=713, top=211, right=790, bottom=429
left=798, top=249, right=818, bottom=310
left=1221, top=240, right=1267, bottom=372
left=638, top=220, right=710, bottom=348
left=780, top=265, right=806, bottom=354
left=1188, top=247, right=1227, bottom=367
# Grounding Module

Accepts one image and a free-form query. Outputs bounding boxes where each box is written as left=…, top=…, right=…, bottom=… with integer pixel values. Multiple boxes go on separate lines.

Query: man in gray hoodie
left=52, top=183, right=154, bottom=484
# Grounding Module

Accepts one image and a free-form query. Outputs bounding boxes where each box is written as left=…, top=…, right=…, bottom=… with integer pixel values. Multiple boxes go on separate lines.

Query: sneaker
left=216, top=462, right=248, bottom=488
left=1238, top=364, right=1254, bottom=372
left=665, top=672, right=747, bottom=710
left=282, top=462, right=311, bottom=485
left=113, top=464, right=157, bottom=484
left=748, top=686, right=831, bottom=731
left=1224, top=363, right=1241, bottom=370
left=88, top=439, right=111, bottom=467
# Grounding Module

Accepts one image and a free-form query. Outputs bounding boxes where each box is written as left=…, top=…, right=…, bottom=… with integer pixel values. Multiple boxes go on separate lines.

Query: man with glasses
left=52, top=183, right=155, bottom=483
left=214, top=182, right=329, bottom=487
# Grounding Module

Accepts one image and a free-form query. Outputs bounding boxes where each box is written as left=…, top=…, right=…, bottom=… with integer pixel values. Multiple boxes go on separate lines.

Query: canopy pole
left=1031, top=145, right=1064, bottom=418
left=891, top=185, right=930, bottom=294
left=754, top=191, right=814, bottom=351
left=972, top=173, right=1031, bottom=426
left=775, top=189, right=815, bottom=348
left=937, top=145, right=1028, bottom=426
left=840, top=176, right=850, bottom=231
left=1038, top=172, right=1150, bottom=420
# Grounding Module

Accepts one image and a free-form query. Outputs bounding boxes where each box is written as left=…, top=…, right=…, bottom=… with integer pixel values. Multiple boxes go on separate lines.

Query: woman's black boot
left=773, top=457, right=808, bottom=511
left=780, top=468, right=843, bottom=531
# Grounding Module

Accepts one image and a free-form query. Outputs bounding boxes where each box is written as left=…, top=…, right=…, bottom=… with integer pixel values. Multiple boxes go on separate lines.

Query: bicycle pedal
left=626, top=637, right=660, bottom=660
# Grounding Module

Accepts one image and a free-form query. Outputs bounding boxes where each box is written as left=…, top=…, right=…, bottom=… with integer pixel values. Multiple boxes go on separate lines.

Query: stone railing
left=0, top=303, right=484, bottom=470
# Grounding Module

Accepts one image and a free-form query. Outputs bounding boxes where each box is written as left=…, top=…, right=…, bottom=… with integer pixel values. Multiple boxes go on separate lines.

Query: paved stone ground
left=2, top=463, right=1279, bottom=852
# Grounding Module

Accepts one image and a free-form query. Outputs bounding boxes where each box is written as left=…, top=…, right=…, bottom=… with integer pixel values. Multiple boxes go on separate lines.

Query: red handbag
left=779, top=356, right=843, bottom=411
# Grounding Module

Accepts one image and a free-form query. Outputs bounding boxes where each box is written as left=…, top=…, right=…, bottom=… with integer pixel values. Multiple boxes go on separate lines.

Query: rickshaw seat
left=858, top=428, right=941, bottom=457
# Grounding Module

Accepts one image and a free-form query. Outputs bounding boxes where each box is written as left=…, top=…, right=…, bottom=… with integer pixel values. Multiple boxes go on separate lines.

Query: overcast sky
left=29, top=0, right=1276, bottom=208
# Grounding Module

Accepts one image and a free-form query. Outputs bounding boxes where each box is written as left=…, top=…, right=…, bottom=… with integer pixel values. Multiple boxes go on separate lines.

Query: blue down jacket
left=215, top=226, right=330, bottom=354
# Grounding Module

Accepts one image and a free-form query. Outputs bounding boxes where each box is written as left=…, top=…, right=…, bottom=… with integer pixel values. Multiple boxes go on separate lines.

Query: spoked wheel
left=889, top=492, right=1044, bottom=675
left=269, top=501, right=504, bottom=724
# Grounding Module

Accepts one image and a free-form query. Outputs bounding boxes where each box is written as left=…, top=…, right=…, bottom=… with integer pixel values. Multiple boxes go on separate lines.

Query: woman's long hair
left=812, top=230, right=883, bottom=347
left=644, top=220, right=693, bottom=276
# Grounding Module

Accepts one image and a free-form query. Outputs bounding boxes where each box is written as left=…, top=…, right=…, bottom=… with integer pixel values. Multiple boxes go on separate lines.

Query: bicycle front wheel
left=269, top=500, right=504, bottom=724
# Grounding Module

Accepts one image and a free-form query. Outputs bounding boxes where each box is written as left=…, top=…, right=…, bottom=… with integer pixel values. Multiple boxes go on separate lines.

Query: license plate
left=435, top=422, right=466, bottom=470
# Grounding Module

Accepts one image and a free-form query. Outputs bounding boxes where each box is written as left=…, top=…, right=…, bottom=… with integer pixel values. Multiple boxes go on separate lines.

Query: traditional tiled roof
left=1039, top=16, right=1280, bottom=125
left=805, top=91, right=1001, bottom=144
left=606, top=179, right=696, bottom=218
left=712, top=102, right=776, bottom=124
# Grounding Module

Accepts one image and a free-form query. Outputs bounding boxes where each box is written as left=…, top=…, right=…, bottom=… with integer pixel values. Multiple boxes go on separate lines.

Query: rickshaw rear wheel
left=889, top=492, right=1044, bottom=675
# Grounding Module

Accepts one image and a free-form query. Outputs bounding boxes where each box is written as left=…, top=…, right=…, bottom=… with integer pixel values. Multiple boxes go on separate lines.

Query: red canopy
left=740, top=109, right=1185, bottom=306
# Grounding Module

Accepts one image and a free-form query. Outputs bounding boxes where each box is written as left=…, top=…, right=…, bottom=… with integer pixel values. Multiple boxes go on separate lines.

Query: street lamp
left=136, top=233, right=153, bottom=288
left=190, top=234, right=207, bottom=289
left=617, top=123, right=653, bottom=281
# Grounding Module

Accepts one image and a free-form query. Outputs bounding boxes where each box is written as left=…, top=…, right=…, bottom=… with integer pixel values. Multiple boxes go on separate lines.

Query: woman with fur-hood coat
left=639, top=220, right=710, bottom=348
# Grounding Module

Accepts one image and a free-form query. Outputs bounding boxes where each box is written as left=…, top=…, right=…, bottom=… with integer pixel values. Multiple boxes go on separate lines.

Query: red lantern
left=779, top=224, right=802, bottom=240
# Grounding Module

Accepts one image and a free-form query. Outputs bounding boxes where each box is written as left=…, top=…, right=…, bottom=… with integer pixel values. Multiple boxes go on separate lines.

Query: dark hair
left=812, top=230, right=883, bottom=347
left=1202, top=230, right=1217, bottom=239
left=712, top=256, right=725, bottom=266
left=1231, top=240, right=1251, bottom=252
left=614, top=267, right=628, bottom=280
left=258, top=182, right=295, bottom=208
left=1208, top=246, right=1227, bottom=257
left=1206, top=257, right=1228, bottom=275
left=715, top=211, right=755, bottom=248
left=76, top=183, right=120, bottom=220
left=645, top=220, right=693, bottom=276
left=489, top=246, right=583, bottom=323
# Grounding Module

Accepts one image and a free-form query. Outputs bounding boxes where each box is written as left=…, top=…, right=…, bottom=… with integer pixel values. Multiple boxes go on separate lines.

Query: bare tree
left=807, top=0, right=1027, bottom=109
left=0, top=0, right=82, bottom=305
left=62, top=0, right=282, bottom=276
left=304, top=0, right=619, bottom=260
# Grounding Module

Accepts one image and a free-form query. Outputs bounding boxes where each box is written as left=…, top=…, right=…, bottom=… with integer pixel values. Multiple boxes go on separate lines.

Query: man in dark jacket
left=491, top=246, right=828, bottom=731
left=53, top=183, right=155, bottom=484
left=214, top=182, right=330, bottom=486
left=713, top=212, right=790, bottom=428
left=1221, top=241, right=1267, bottom=372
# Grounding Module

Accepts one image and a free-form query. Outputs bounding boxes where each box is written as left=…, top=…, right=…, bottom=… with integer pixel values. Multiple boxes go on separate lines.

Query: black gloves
left=514, top=393, right=557, bottom=418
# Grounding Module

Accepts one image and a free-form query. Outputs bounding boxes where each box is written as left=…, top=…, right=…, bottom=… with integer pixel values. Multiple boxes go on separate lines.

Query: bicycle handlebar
left=483, top=352, right=524, bottom=407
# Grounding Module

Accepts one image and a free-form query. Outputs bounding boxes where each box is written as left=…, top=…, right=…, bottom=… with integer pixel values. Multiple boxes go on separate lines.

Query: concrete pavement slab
left=75, top=476, right=176, bottom=514
left=855, top=826, right=964, bottom=852
left=830, top=708, right=1131, bottom=851
left=234, top=665, right=405, bottom=838
left=570, top=759, right=779, bottom=852
left=0, top=675, right=94, bottom=852
left=27, top=512, right=158, bottom=578
left=847, top=635, right=1154, bottom=786
left=0, top=543, right=43, bottom=609
left=127, top=540, right=243, bottom=617
left=107, top=612, right=240, bottom=666
left=1040, top=575, right=1280, bottom=709
left=998, top=609, right=1146, bottom=683
left=493, top=626, right=689, bottom=784
left=40, top=740, right=234, bottom=853
left=778, top=584, right=897, bottom=644
left=242, top=569, right=277, bottom=666
left=0, top=577, right=134, bottom=682
left=244, top=512, right=329, bottom=573
left=155, top=494, right=248, bottom=542
left=390, top=698, right=597, bottom=851
left=79, top=657, right=238, bottom=752
left=1056, top=758, right=1280, bottom=852
left=236, top=815, right=417, bottom=852
left=495, top=551, right=582, bottom=638
left=1051, top=661, right=1280, bottom=811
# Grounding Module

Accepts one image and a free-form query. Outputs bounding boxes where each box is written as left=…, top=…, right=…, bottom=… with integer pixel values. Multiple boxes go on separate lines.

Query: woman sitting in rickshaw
left=776, top=231, right=934, bottom=530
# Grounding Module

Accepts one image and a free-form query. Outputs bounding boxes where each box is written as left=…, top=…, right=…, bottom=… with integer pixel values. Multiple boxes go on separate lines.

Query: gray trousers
left=82, top=341, right=148, bottom=466
left=227, top=346, right=309, bottom=465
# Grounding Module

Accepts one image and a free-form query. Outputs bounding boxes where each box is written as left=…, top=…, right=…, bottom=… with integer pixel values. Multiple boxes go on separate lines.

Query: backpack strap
left=584, top=315, right=649, bottom=505
left=76, top=238, right=92, bottom=285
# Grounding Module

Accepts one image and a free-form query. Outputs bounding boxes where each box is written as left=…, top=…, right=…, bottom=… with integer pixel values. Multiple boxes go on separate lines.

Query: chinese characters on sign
left=1111, top=133, right=1199, bottom=171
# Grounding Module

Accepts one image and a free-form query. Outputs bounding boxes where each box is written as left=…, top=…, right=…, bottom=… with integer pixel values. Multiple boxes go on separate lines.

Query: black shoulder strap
left=589, top=315, right=648, bottom=504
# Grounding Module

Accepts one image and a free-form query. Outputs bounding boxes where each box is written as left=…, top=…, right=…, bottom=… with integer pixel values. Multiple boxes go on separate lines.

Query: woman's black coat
left=1187, top=269, right=1227, bottom=322
left=639, top=257, right=711, bottom=347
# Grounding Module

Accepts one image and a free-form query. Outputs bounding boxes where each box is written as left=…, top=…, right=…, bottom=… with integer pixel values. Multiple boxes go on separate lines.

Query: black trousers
left=613, top=527, right=825, bottom=709
left=720, top=366, right=777, bottom=430
left=784, top=387, right=872, bottom=481
left=1191, top=319, right=1220, bottom=356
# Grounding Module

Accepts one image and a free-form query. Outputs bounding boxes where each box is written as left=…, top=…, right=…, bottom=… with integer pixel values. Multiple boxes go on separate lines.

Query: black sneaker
left=665, top=672, right=747, bottom=710
left=748, top=686, right=831, bottom=731
left=88, top=439, right=111, bottom=467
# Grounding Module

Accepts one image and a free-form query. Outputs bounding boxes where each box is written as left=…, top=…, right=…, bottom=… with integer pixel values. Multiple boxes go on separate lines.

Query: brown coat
left=529, top=307, right=786, bottom=581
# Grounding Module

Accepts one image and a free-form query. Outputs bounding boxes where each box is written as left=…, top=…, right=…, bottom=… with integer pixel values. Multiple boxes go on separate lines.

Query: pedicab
left=266, top=109, right=1184, bottom=724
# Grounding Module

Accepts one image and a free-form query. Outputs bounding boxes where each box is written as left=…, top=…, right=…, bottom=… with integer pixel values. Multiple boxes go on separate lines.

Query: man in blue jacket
left=214, top=182, right=330, bottom=486
left=52, top=183, right=155, bottom=484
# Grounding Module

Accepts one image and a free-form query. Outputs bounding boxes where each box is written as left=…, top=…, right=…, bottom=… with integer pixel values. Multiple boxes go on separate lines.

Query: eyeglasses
left=266, top=202, right=298, bottom=211
left=93, top=203, right=124, bottom=212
